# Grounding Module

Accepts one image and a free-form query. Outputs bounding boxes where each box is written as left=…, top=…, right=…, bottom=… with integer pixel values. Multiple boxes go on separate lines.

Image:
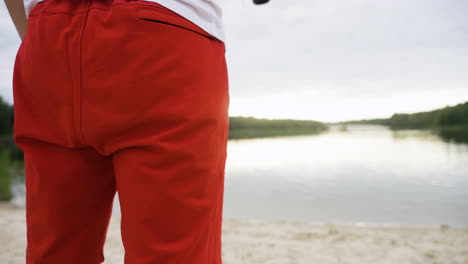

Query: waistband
left=30, top=0, right=165, bottom=16
left=28, top=0, right=223, bottom=43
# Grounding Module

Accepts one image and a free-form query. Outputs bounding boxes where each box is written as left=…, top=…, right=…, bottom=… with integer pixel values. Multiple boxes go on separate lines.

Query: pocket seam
left=138, top=18, right=217, bottom=41
left=134, top=5, right=218, bottom=41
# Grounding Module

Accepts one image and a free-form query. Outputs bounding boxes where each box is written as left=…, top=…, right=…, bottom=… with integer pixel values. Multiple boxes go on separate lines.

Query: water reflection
left=437, top=126, right=468, bottom=144
left=224, top=125, right=468, bottom=227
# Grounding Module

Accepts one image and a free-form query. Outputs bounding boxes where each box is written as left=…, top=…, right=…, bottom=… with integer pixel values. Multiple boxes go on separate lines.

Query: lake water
left=11, top=125, right=468, bottom=227
left=222, top=125, right=468, bottom=227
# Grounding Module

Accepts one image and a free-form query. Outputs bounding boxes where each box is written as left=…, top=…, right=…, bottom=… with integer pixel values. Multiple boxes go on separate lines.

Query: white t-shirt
left=24, top=0, right=226, bottom=43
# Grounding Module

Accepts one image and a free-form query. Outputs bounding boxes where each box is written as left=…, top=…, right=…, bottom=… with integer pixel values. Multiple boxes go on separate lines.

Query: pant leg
left=12, top=1, right=117, bottom=263
left=112, top=114, right=228, bottom=264
left=20, top=141, right=116, bottom=264
left=78, top=1, right=230, bottom=263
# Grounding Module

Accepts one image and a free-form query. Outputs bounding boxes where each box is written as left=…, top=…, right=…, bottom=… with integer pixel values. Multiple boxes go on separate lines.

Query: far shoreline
left=2, top=202, right=466, bottom=230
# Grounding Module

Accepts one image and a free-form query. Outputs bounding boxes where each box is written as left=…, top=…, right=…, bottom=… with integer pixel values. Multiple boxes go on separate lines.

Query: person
left=5, top=0, right=230, bottom=263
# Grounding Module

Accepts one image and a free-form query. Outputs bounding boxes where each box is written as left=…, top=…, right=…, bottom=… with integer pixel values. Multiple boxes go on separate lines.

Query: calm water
left=11, top=125, right=468, bottom=227
left=223, top=125, right=468, bottom=227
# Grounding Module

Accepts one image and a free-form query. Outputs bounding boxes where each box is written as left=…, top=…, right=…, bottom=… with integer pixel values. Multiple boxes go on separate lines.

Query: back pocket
left=134, top=2, right=218, bottom=41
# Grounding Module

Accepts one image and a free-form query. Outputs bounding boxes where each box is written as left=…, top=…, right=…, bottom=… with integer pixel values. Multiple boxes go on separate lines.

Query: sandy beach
left=1, top=202, right=467, bottom=264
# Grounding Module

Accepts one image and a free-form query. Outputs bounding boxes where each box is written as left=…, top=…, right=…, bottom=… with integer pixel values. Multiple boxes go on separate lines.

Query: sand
left=1, top=202, right=467, bottom=264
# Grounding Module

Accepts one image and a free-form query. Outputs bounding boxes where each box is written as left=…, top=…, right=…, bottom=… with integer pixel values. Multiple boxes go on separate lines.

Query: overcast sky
left=1, top=0, right=467, bottom=122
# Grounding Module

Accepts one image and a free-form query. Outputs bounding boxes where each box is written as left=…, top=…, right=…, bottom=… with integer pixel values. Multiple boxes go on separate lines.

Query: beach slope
left=1, top=203, right=467, bottom=264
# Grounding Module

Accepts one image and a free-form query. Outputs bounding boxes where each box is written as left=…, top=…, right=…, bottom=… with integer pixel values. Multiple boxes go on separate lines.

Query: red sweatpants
left=12, top=0, right=229, bottom=263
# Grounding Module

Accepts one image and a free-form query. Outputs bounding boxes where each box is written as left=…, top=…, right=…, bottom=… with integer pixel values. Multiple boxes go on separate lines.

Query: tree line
left=0, top=97, right=22, bottom=162
left=228, top=116, right=328, bottom=139
left=338, top=101, right=468, bottom=143
left=0, top=97, right=15, bottom=200
left=388, top=101, right=468, bottom=129
left=0, top=96, right=14, bottom=136
left=338, top=101, right=468, bottom=129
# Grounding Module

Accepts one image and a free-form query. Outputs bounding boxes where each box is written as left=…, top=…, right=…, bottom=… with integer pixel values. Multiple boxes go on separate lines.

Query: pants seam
left=77, top=0, right=93, bottom=146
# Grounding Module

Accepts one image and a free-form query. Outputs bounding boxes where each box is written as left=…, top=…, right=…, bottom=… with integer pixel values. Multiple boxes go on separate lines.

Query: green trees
left=0, top=97, right=15, bottom=201
left=0, top=96, right=14, bottom=135
left=228, top=116, right=328, bottom=139
left=388, top=102, right=468, bottom=129
left=438, top=103, right=468, bottom=126
left=346, top=101, right=468, bottom=143
left=335, top=101, right=468, bottom=142
left=0, top=96, right=23, bottom=162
